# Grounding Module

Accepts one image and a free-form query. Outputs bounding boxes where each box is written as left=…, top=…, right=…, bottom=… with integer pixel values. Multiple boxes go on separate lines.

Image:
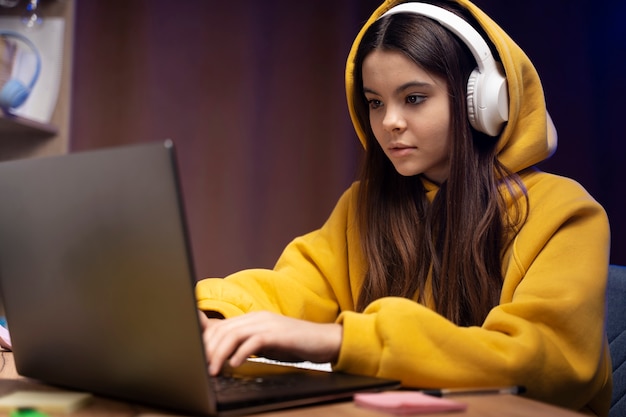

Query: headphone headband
left=380, top=3, right=495, bottom=73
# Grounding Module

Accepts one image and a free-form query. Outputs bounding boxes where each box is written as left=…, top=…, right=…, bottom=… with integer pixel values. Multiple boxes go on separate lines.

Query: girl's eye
left=367, top=99, right=383, bottom=110
left=406, top=95, right=426, bottom=105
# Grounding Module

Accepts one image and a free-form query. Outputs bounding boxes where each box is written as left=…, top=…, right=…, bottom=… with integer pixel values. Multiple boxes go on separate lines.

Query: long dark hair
left=352, top=3, right=527, bottom=326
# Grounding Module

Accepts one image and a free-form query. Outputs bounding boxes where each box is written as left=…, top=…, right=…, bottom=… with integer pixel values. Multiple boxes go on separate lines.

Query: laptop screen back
left=0, top=141, right=217, bottom=415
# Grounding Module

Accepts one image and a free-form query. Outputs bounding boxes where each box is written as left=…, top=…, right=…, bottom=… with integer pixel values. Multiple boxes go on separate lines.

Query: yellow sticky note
left=0, top=391, right=92, bottom=413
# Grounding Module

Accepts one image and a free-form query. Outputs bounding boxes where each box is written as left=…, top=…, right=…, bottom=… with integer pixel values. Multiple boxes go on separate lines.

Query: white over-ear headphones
left=0, top=30, right=42, bottom=112
left=380, top=2, right=509, bottom=137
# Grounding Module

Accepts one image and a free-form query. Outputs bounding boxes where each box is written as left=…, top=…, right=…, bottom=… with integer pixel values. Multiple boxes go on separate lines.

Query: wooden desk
left=0, top=350, right=586, bottom=417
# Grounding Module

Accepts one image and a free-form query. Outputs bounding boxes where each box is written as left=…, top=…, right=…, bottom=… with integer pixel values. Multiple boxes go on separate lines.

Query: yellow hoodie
left=196, top=1, right=612, bottom=415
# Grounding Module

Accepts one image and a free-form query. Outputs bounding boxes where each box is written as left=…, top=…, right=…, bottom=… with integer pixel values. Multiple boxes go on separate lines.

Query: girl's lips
left=388, top=144, right=416, bottom=157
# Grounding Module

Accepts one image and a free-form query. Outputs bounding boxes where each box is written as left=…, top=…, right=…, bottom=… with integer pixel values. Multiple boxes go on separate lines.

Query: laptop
left=0, top=140, right=399, bottom=416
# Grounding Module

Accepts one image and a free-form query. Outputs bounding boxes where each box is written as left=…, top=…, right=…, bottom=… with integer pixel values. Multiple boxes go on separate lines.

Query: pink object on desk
left=354, top=391, right=467, bottom=415
left=0, top=324, right=11, bottom=350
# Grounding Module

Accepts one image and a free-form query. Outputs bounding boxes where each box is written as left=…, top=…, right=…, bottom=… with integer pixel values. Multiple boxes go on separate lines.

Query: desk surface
left=0, top=350, right=586, bottom=417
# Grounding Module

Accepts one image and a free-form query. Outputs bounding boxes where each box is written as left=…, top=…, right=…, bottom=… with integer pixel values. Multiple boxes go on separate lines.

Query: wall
left=71, top=0, right=375, bottom=278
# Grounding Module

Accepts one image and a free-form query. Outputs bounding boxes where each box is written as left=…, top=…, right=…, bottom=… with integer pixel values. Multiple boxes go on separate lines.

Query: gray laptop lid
left=0, top=141, right=399, bottom=416
left=0, top=140, right=216, bottom=414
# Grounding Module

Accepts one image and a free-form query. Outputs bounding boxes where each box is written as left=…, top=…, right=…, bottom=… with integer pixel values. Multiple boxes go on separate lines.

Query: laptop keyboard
left=212, top=358, right=332, bottom=398
left=213, top=373, right=298, bottom=395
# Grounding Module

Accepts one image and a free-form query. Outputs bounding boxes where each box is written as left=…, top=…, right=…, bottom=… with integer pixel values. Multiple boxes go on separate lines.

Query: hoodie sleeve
left=335, top=170, right=611, bottom=416
left=195, top=183, right=363, bottom=323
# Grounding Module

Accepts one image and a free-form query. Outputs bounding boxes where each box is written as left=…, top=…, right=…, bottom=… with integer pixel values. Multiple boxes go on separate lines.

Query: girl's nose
left=382, top=107, right=407, bottom=132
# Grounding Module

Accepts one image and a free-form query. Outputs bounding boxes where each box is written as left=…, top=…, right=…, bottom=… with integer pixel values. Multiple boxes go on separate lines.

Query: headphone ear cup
left=466, top=66, right=508, bottom=137
left=0, top=78, right=31, bottom=110
left=0, top=30, right=42, bottom=112
left=483, top=68, right=509, bottom=134
left=466, top=69, right=480, bottom=132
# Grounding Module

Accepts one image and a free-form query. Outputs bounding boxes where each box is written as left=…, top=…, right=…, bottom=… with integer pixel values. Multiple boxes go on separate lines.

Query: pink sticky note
left=0, top=324, right=11, bottom=351
left=354, top=391, right=467, bottom=415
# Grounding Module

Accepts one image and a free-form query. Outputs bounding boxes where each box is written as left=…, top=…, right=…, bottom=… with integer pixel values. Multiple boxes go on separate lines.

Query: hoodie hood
left=345, top=0, right=557, bottom=173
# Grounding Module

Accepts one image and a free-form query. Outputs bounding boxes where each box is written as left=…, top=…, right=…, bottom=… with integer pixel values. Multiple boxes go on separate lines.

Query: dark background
left=70, top=1, right=626, bottom=279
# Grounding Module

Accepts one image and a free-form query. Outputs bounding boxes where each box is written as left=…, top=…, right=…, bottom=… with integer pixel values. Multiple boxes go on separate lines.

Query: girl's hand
left=199, top=311, right=342, bottom=376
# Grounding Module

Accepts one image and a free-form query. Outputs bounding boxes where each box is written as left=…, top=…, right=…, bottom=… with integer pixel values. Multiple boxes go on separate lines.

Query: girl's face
left=362, top=49, right=452, bottom=183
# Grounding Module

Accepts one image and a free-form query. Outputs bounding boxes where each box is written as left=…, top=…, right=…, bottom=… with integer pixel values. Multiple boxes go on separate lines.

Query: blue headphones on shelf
left=0, top=30, right=42, bottom=112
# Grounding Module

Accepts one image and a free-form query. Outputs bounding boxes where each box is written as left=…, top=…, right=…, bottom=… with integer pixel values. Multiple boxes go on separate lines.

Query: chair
left=607, top=264, right=626, bottom=417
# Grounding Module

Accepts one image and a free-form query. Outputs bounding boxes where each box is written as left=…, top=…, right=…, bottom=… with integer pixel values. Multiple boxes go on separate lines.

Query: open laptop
left=0, top=140, right=399, bottom=416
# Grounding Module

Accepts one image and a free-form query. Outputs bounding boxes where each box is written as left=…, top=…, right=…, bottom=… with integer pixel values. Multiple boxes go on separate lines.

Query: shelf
left=0, top=0, right=74, bottom=160
left=0, top=113, right=58, bottom=138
